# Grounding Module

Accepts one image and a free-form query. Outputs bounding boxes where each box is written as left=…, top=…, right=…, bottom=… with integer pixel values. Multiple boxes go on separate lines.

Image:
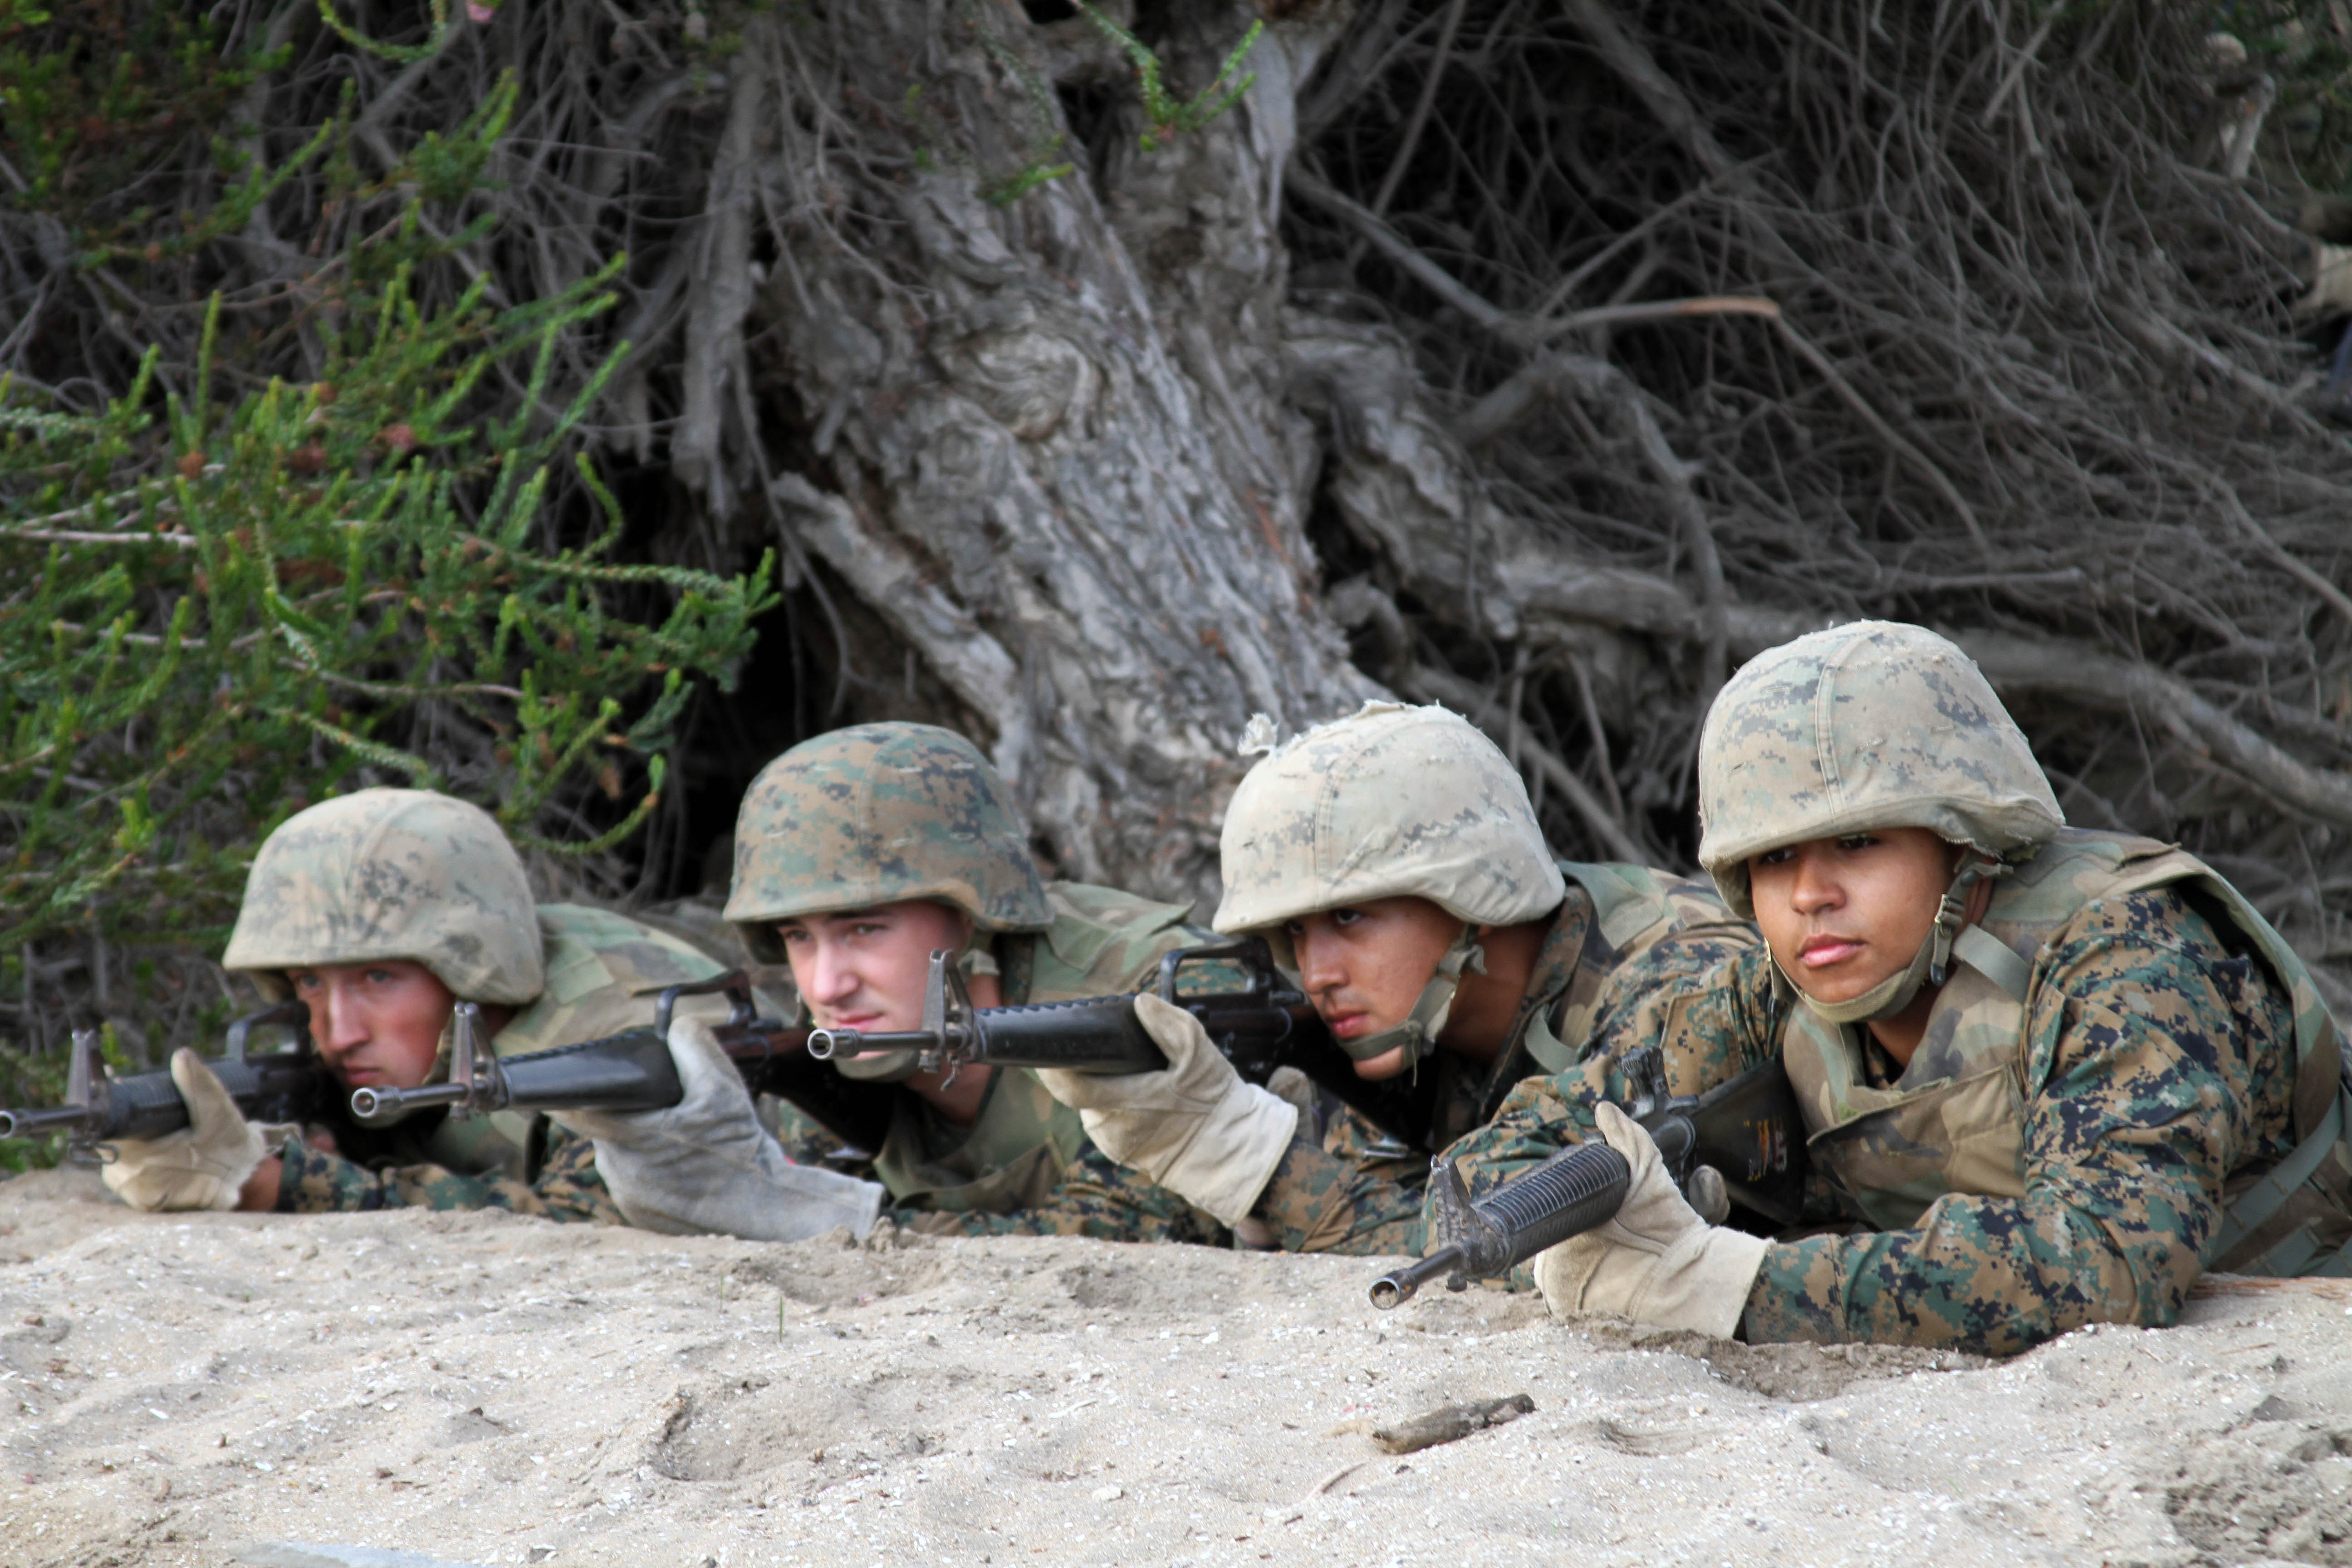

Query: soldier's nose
left=810, top=956, right=861, bottom=1003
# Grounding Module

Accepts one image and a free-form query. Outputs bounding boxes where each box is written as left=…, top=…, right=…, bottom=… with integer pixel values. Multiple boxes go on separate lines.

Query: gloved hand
left=100, top=1049, right=288, bottom=1212
left=554, top=1016, right=885, bottom=1242
left=1532, top=1102, right=1770, bottom=1339
left=1033, top=994, right=1298, bottom=1227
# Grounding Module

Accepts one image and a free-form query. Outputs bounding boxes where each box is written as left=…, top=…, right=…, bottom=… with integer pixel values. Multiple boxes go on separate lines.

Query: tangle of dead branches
left=6, top=0, right=2352, bottom=1058
left=1284, top=0, right=2352, bottom=1000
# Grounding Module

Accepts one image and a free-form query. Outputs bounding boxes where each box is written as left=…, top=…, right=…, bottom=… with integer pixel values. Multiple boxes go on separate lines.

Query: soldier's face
left=1286, top=895, right=1463, bottom=1077
left=777, top=901, right=973, bottom=1034
left=1747, top=828, right=1955, bottom=1006
left=287, top=960, right=457, bottom=1091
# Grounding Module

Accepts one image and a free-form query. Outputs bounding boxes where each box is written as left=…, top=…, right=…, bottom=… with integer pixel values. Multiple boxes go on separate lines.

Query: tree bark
left=678, top=2, right=1372, bottom=900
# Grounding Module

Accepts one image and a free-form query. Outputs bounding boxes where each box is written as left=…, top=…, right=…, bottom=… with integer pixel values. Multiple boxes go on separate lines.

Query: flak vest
left=1779, top=829, right=2352, bottom=1276
left=869, top=882, right=1207, bottom=1214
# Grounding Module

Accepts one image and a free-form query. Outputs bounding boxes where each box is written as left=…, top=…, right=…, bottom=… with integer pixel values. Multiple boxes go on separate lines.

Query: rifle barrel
left=349, top=1082, right=469, bottom=1123
left=805, top=1028, right=933, bottom=1062
left=1369, top=1246, right=1466, bottom=1310
left=0, top=1105, right=93, bottom=1138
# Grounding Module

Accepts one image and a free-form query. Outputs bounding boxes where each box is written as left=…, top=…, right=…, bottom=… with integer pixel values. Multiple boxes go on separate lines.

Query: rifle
left=1367, top=1049, right=1806, bottom=1308
left=343, top=975, right=902, bottom=1155
left=805, top=938, right=1440, bottom=1152
left=0, top=982, right=901, bottom=1162
left=349, top=939, right=1442, bottom=1157
left=0, top=1001, right=330, bottom=1158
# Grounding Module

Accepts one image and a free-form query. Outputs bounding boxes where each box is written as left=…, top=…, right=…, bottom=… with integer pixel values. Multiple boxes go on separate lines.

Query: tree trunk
left=669, top=2, right=1372, bottom=902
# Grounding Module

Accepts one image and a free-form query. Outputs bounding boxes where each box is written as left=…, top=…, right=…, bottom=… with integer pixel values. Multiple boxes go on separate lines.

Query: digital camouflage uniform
left=222, top=789, right=745, bottom=1224
left=1455, top=622, right=2352, bottom=1356
left=728, top=724, right=1223, bottom=1245
left=1196, top=701, right=1754, bottom=1255
left=1251, top=862, right=1750, bottom=1254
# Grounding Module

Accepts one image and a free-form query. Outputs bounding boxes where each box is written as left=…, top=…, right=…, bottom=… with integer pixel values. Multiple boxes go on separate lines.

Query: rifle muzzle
left=805, top=1028, right=936, bottom=1061
left=1368, top=1250, right=1461, bottom=1310
left=0, top=1105, right=94, bottom=1138
left=348, top=1082, right=470, bottom=1125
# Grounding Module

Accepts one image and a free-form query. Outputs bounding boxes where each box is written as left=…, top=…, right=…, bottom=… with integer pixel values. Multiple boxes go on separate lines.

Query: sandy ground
left=4, top=1167, right=2351, bottom=1568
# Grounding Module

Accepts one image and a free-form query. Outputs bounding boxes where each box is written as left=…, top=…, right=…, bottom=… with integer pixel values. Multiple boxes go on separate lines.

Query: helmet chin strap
left=1783, top=853, right=2011, bottom=1027
left=1333, top=928, right=1488, bottom=1070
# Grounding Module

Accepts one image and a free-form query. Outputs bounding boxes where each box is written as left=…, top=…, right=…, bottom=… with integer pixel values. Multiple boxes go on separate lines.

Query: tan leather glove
left=1532, top=1102, right=1770, bottom=1339
left=100, top=1049, right=283, bottom=1212
left=1033, top=994, right=1298, bottom=1227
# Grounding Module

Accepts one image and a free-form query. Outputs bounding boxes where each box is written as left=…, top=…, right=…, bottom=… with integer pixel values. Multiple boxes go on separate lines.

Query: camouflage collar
left=1469, top=885, right=1595, bottom=1119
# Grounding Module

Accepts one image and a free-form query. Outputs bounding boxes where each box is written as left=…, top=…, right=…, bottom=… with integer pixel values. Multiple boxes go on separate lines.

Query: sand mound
left=5, top=1166, right=2348, bottom=1567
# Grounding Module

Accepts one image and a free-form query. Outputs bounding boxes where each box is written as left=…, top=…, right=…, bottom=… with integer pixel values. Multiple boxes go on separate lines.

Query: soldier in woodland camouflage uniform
left=712, top=723, right=1227, bottom=1243
left=1453, top=622, right=2352, bottom=1357
left=1037, top=702, right=1752, bottom=1254
left=101, top=789, right=879, bottom=1233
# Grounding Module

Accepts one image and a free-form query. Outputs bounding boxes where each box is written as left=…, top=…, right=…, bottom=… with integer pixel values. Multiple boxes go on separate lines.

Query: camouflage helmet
left=1696, top=620, right=2063, bottom=918
left=725, top=723, right=1051, bottom=963
left=1212, top=701, right=1566, bottom=934
left=222, top=789, right=545, bottom=1004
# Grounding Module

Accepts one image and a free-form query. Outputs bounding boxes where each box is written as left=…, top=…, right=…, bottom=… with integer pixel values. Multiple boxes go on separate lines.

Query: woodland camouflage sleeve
left=896, top=1144, right=1226, bottom=1245
left=273, top=1121, right=623, bottom=1224
left=1242, top=940, right=1769, bottom=1260
left=1248, top=1122, right=1430, bottom=1256
left=1436, top=943, right=1786, bottom=1205
left=1745, top=889, right=2300, bottom=1356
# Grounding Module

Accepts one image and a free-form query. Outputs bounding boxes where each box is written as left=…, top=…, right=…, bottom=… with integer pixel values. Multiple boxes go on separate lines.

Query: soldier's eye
left=1837, top=834, right=1878, bottom=852
left=1756, top=848, right=1793, bottom=866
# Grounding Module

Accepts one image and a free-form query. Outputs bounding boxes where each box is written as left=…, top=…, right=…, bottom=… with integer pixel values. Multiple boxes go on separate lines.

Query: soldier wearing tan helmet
left=1449, top=621, right=2352, bottom=1355
left=101, top=788, right=880, bottom=1240
left=1038, top=701, right=1753, bottom=1252
left=689, top=721, right=1236, bottom=1239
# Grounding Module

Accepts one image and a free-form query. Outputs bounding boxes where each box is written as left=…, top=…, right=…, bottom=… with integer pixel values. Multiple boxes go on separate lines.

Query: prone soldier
left=586, top=721, right=1246, bottom=1241
left=1035, top=701, right=1754, bottom=1253
left=98, top=787, right=879, bottom=1238
left=1452, top=621, right=2352, bottom=1354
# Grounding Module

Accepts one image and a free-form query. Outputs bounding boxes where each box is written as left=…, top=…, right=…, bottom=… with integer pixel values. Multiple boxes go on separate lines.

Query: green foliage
left=0, top=74, right=773, bottom=978
left=2220, top=2, right=2352, bottom=192
left=316, top=0, right=451, bottom=63
left=1075, top=3, right=1262, bottom=154
left=0, top=0, right=294, bottom=221
left=921, top=2, right=1260, bottom=205
left=980, top=156, right=1077, bottom=207
left=0, top=1041, right=67, bottom=1172
left=917, top=14, right=1076, bottom=206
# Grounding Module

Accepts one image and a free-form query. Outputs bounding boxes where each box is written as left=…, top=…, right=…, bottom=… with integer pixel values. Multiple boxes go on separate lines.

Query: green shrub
left=0, top=69, right=772, bottom=1159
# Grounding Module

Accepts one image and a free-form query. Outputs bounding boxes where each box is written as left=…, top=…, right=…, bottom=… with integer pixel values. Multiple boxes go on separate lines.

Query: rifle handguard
left=1370, top=1141, right=1636, bottom=1309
